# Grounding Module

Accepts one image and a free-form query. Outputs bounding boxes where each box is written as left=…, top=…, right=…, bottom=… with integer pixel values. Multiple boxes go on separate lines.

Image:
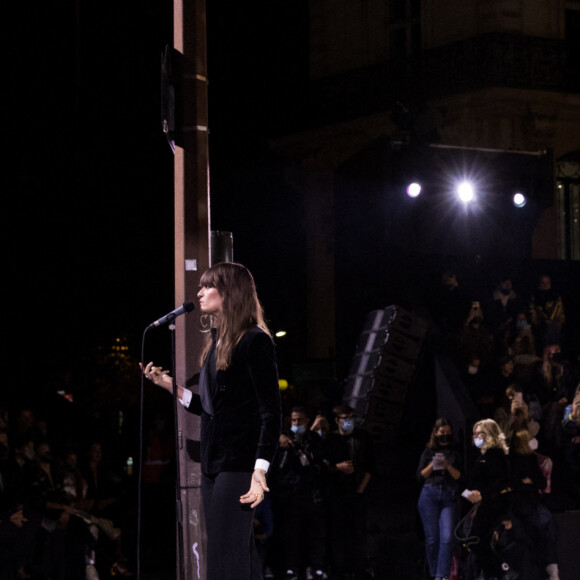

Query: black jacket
left=186, top=327, right=281, bottom=475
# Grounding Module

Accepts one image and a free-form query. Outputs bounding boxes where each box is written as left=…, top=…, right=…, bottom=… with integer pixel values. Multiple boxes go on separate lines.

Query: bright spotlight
left=456, top=181, right=475, bottom=203
left=513, top=193, right=527, bottom=208
left=406, top=182, right=422, bottom=198
left=275, top=330, right=287, bottom=338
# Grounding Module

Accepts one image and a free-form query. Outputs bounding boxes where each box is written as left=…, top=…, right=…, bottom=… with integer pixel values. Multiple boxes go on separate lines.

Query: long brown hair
left=199, top=262, right=271, bottom=370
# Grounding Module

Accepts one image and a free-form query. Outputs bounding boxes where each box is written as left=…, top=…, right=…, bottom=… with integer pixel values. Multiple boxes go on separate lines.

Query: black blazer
left=186, top=327, right=281, bottom=475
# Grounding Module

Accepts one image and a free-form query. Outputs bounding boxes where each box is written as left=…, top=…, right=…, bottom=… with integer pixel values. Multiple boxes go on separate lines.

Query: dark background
left=4, top=0, right=579, bottom=413
left=5, top=1, right=309, bottom=400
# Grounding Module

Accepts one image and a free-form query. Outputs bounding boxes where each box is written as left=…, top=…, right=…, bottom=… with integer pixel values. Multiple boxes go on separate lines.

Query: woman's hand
left=467, top=489, right=482, bottom=503
left=240, top=469, right=269, bottom=508
left=140, top=362, right=173, bottom=392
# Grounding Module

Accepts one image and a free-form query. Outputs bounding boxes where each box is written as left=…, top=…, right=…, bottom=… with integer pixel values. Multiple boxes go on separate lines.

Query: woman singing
left=141, top=262, right=282, bottom=580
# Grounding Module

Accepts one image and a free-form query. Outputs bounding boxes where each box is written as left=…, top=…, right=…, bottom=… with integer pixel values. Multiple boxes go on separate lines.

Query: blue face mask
left=473, top=436, right=485, bottom=449
left=291, top=424, right=306, bottom=435
left=341, top=418, right=355, bottom=433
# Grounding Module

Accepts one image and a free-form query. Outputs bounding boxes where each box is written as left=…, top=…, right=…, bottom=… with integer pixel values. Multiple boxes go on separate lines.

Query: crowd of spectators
left=258, top=403, right=375, bottom=580
left=0, top=407, right=135, bottom=580
left=420, top=268, right=580, bottom=579
left=1, top=268, right=578, bottom=580
left=430, top=269, right=579, bottom=510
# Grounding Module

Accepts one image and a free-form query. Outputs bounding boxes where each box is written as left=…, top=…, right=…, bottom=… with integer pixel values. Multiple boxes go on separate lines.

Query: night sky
left=5, top=1, right=307, bottom=402
left=5, top=2, right=580, bottom=411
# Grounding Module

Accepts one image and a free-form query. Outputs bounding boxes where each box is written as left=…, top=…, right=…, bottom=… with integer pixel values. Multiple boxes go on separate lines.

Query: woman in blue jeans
left=416, top=418, right=462, bottom=580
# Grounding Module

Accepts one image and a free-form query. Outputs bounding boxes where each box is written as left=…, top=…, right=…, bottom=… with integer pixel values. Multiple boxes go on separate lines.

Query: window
left=557, top=154, right=580, bottom=260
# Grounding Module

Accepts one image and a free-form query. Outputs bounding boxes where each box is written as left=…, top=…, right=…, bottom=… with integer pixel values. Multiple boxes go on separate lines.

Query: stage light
left=513, top=193, right=527, bottom=208
left=456, top=180, right=475, bottom=203
left=406, top=182, right=422, bottom=198
left=275, top=330, right=287, bottom=338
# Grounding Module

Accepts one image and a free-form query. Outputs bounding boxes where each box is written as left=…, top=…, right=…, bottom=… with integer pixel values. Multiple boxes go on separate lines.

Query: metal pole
left=173, top=1, right=210, bottom=578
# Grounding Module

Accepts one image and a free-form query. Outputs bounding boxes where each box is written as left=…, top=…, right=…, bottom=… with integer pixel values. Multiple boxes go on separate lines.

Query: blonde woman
left=142, top=262, right=282, bottom=580
left=463, top=419, right=511, bottom=579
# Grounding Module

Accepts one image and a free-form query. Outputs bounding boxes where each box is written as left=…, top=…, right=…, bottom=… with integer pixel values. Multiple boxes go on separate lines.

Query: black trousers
left=202, top=471, right=262, bottom=580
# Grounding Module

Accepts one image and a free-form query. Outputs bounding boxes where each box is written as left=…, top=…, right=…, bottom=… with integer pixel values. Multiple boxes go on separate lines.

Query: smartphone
left=513, top=392, right=523, bottom=405
left=433, top=452, right=445, bottom=470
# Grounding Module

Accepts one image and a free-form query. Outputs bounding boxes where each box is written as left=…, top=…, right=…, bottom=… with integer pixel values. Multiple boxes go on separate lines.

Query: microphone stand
left=168, top=320, right=186, bottom=580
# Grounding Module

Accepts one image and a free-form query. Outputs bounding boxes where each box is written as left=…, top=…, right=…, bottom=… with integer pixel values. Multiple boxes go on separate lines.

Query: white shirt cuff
left=179, top=388, right=192, bottom=408
left=254, top=458, right=270, bottom=473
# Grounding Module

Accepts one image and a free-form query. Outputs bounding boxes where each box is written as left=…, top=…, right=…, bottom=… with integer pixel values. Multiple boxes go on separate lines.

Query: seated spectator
left=13, top=408, right=36, bottom=441
left=510, top=311, right=538, bottom=362
left=462, top=356, right=495, bottom=419
left=530, top=346, right=572, bottom=453
left=270, top=405, right=329, bottom=580
left=0, top=504, right=28, bottom=580
left=509, top=429, right=560, bottom=580
left=561, top=387, right=580, bottom=506
left=23, top=440, right=93, bottom=580
left=488, top=276, right=522, bottom=336
left=529, top=275, right=565, bottom=353
left=494, top=356, right=516, bottom=393
left=452, top=301, right=495, bottom=374
left=494, top=385, right=529, bottom=439
left=80, top=441, right=132, bottom=577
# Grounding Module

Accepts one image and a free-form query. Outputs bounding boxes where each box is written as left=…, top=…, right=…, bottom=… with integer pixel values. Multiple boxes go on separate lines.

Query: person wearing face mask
left=462, top=419, right=513, bottom=580
left=324, top=404, right=375, bottom=580
left=416, top=418, right=462, bottom=580
left=508, top=429, right=560, bottom=580
left=269, top=406, right=329, bottom=580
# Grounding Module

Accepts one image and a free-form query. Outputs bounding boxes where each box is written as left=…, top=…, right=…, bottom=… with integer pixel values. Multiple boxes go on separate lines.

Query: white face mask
left=290, top=424, right=306, bottom=435
left=474, top=436, right=485, bottom=449
left=468, top=366, right=479, bottom=375
left=529, top=438, right=539, bottom=451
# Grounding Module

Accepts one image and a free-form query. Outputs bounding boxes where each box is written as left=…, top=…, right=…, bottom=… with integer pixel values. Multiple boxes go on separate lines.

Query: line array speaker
left=343, top=306, right=428, bottom=440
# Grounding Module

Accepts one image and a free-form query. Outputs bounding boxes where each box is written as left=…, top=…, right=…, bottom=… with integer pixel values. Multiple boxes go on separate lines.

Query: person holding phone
left=416, top=418, right=462, bottom=580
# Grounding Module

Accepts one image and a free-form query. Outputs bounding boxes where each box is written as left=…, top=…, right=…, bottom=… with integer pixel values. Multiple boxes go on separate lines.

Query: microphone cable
left=135, top=326, right=151, bottom=580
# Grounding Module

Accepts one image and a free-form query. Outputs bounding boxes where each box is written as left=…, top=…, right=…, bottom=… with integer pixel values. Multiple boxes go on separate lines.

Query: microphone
left=147, top=301, right=195, bottom=329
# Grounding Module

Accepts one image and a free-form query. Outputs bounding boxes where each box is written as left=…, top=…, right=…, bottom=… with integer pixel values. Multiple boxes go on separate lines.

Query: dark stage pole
left=173, top=1, right=210, bottom=579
